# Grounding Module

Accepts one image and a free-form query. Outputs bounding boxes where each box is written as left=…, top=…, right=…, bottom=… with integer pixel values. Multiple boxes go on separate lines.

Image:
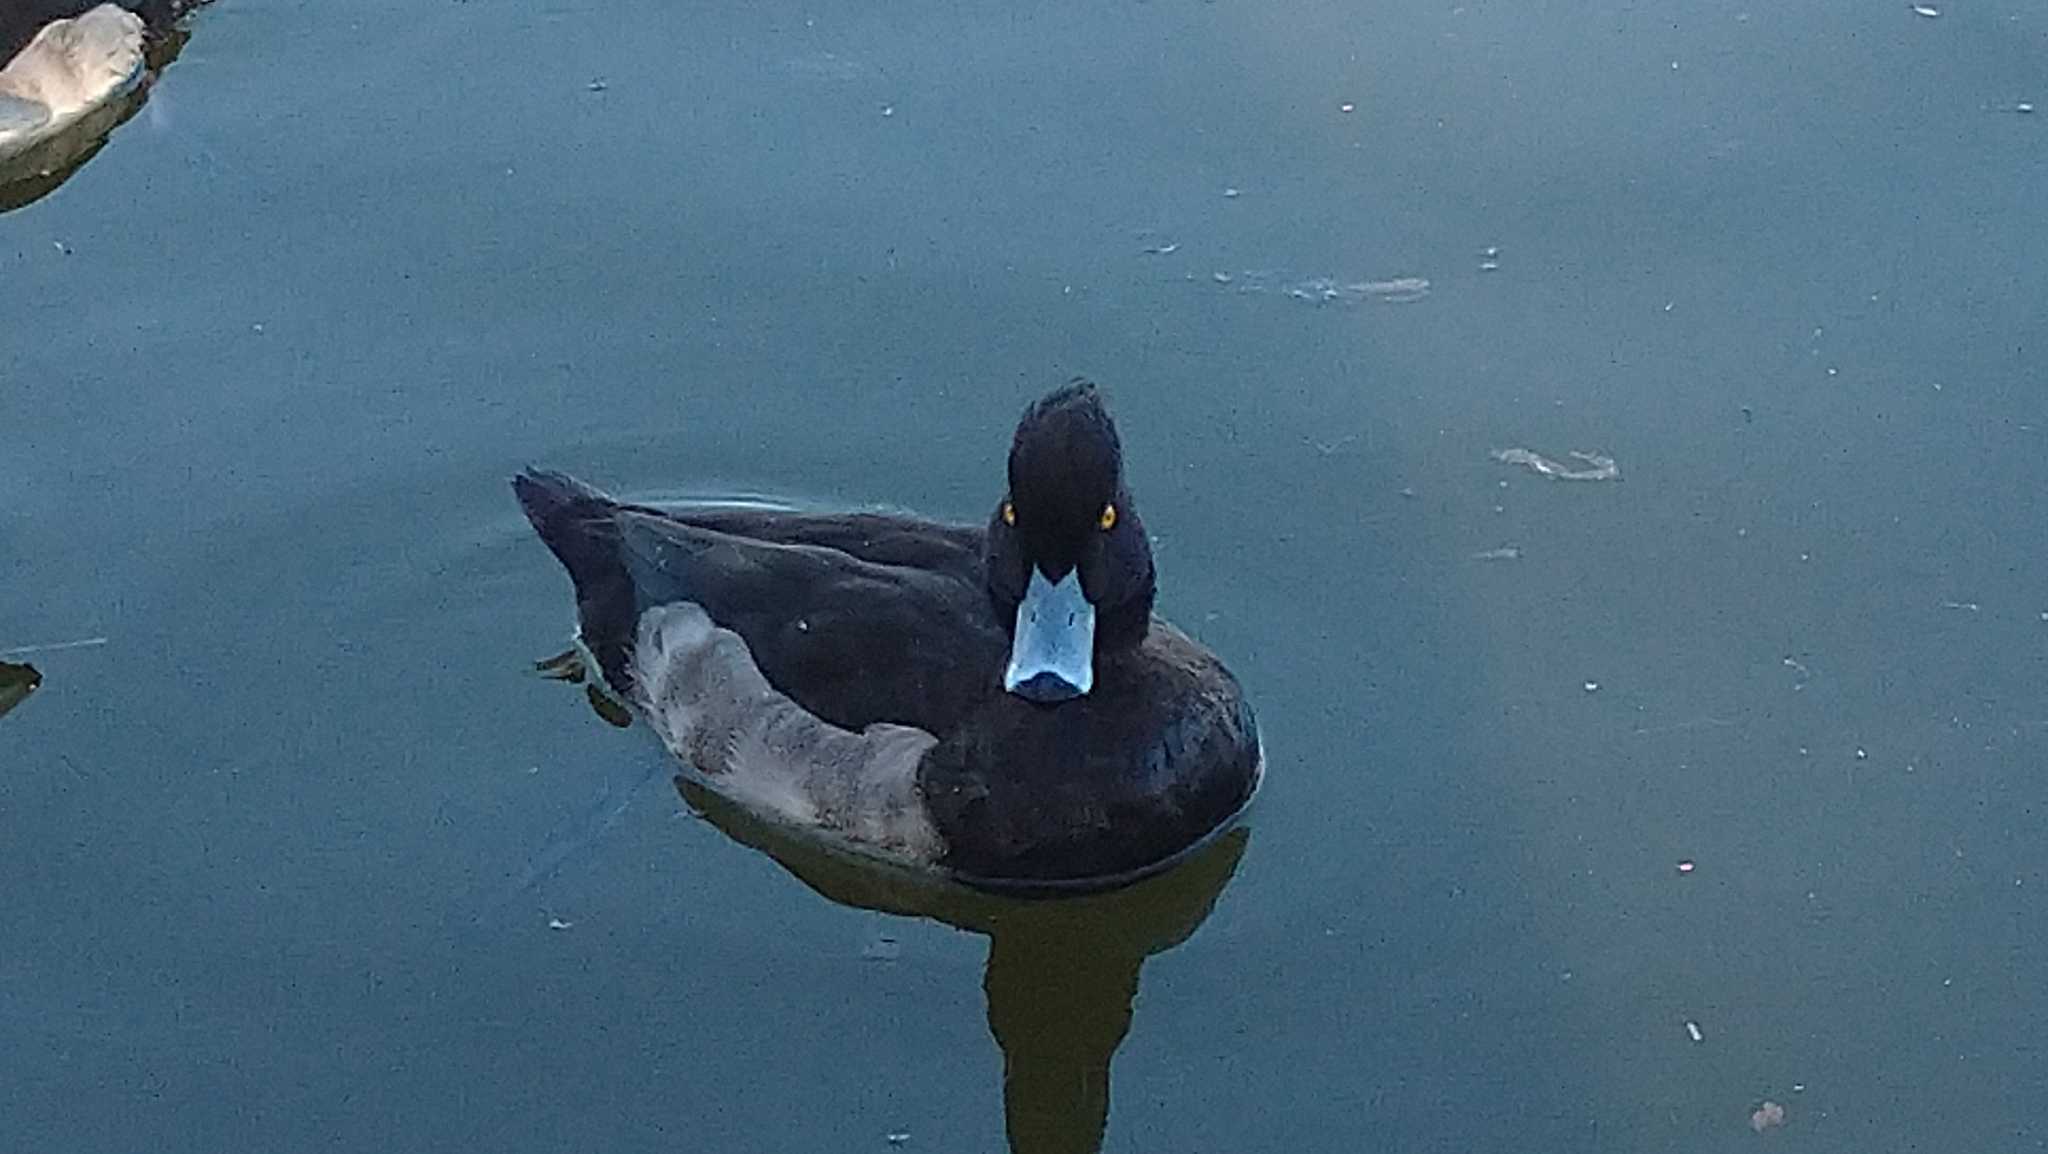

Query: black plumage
left=515, top=381, right=1260, bottom=890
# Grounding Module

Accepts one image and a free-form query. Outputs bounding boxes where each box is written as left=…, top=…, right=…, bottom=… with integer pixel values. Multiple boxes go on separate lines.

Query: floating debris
left=0, top=660, right=40, bottom=721
left=1750, top=1100, right=1786, bottom=1132
left=1471, top=546, right=1521, bottom=561
left=781, top=51, right=873, bottom=83
left=1213, top=270, right=1430, bottom=304
left=860, top=933, right=902, bottom=961
left=1909, top=3, right=1939, bottom=16
left=0, top=636, right=107, bottom=658
left=1305, top=276, right=1428, bottom=303
left=1290, top=276, right=1425, bottom=303
left=1781, top=655, right=1811, bottom=689
left=1630, top=715, right=1734, bottom=737
left=1685, top=1020, right=1705, bottom=1043
left=1491, top=448, right=1620, bottom=481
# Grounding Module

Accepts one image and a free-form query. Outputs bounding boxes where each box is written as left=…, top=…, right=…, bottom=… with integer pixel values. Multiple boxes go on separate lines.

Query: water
left=4, top=0, right=2046, bottom=1149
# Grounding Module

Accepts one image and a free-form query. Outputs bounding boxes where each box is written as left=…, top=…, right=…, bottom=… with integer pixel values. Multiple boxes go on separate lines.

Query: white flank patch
left=630, top=603, right=944, bottom=863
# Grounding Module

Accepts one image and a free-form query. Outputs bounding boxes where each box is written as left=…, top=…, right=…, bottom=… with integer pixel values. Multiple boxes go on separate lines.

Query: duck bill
left=1004, top=568, right=1096, bottom=702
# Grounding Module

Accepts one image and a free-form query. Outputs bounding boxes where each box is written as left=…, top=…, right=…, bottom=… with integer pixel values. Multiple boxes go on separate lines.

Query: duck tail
left=512, top=467, right=608, bottom=537
left=512, top=468, right=639, bottom=690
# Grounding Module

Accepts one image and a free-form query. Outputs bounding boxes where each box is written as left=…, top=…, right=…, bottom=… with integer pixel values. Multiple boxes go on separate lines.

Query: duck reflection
left=678, top=779, right=1250, bottom=1154
left=0, top=2, right=207, bottom=213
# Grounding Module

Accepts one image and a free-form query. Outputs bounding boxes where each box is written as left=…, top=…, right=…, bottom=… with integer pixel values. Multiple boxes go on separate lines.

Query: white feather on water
left=631, top=602, right=944, bottom=864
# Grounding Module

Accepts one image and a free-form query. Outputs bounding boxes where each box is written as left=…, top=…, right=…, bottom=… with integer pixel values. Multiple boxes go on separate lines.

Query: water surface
left=3, top=0, right=2045, bottom=1149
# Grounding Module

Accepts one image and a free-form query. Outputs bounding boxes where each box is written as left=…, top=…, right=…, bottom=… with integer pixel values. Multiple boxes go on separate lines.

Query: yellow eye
left=1098, top=503, right=1117, bottom=531
left=1001, top=501, right=1016, bottom=526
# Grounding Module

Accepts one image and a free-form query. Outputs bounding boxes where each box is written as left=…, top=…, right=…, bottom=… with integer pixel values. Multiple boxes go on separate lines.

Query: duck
left=0, top=2, right=206, bottom=210
left=513, top=380, right=1262, bottom=893
left=0, top=1, right=197, bottom=64
left=1, top=6, right=145, bottom=164
left=0, top=660, right=40, bottom=722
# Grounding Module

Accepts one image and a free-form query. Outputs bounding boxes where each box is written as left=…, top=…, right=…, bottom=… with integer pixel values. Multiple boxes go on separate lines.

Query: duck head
left=986, top=380, right=1157, bottom=703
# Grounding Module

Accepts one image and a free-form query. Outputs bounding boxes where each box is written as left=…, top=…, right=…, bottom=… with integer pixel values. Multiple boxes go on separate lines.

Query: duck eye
left=1098, top=503, right=1117, bottom=531
left=1001, top=501, right=1016, bottom=526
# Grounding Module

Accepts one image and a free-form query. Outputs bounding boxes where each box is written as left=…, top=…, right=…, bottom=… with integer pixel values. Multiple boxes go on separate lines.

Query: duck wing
left=514, top=469, right=1007, bottom=735
left=655, top=507, right=987, bottom=576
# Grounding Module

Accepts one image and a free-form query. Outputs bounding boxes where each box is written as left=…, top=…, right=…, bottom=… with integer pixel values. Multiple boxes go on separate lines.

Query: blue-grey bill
left=1004, top=568, right=1096, bottom=701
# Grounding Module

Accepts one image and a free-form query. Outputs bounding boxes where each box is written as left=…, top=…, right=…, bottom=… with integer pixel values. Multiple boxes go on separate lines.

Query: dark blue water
left=4, top=0, right=2045, bottom=1149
